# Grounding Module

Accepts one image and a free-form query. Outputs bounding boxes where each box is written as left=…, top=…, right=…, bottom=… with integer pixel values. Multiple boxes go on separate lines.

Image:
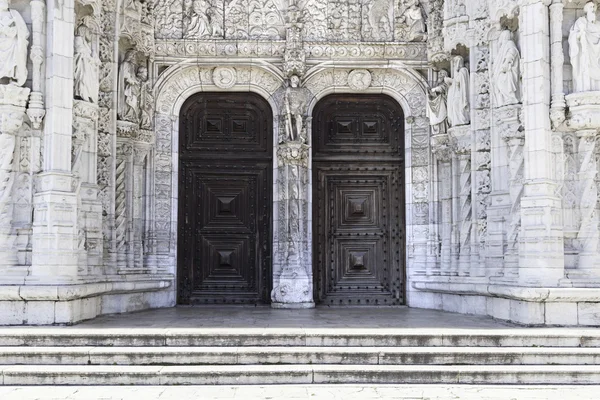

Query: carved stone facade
left=2, top=0, right=600, bottom=326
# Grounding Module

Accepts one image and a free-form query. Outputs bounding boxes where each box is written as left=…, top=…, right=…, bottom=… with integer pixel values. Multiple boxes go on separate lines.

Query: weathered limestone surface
left=1, top=0, right=600, bottom=325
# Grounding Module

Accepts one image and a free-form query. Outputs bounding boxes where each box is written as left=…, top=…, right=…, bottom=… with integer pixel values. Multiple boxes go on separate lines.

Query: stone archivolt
left=2, top=0, right=600, bottom=326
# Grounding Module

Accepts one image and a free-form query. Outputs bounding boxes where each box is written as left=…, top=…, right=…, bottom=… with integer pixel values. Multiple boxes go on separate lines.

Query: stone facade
left=1, top=0, right=600, bottom=325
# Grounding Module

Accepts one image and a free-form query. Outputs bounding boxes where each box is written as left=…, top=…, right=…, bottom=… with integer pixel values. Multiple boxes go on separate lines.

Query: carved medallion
left=348, top=69, right=372, bottom=91
left=212, top=67, right=237, bottom=88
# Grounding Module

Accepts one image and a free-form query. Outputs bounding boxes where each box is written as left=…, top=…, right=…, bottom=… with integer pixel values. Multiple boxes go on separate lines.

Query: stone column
left=450, top=126, right=472, bottom=276
left=0, top=87, right=30, bottom=269
left=132, top=144, right=150, bottom=272
left=115, top=139, right=133, bottom=272
left=500, top=105, right=525, bottom=279
left=271, top=142, right=314, bottom=308
left=27, top=0, right=47, bottom=129
left=431, top=133, right=452, bottom=274
left=576, top=129, right=600, bottom=273
left=549, top=0, right=565, bottom=127
left=517, top=0, right=565, bottom=285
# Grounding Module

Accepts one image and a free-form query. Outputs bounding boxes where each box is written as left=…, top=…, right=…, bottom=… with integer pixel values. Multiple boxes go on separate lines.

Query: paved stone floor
left=38, top=306, right=520, bottom=329
left=0, top=385, right=599, bottom=399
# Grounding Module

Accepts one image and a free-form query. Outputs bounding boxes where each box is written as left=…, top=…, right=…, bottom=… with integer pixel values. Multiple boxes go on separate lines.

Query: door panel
left=178, top=93, right=272, bottom=305
left=313, top=94, right=405, bottom=305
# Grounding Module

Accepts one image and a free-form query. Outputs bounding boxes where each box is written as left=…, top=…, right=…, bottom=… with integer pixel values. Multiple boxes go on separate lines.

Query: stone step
left=1, top=364, right=600, bottom=385
left=1, top=346, right=600, bottom=366
left=1, top=329, right=599, bottom=347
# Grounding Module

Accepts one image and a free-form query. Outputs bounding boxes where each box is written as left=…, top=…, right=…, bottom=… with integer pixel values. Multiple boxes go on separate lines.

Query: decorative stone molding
left=277, top=142, right=309, bottom=168
left=212, top=67, right=237, bottom=89
left=566, top=92, right=600, bottom=131
left=347, top=69, right=372, bottom=91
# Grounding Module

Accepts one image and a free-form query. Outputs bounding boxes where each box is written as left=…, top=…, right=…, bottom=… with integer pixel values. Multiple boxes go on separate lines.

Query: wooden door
left=313, top=94, right=405, bottom=305
left=178, top=93, right=272, bottom=304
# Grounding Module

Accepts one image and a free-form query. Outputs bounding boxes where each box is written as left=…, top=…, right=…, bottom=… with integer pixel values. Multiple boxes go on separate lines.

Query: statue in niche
left=282, top=75, right=306, bottom=144
left=493, top=30, right=521, bottom=107
left=446, top=56, right=470, bottom=126
left=0, top=0, right=29, bottom=86
left=569, top=1, right=600, bottom=93
left=138, top=66, right=153, bottom=130
left=183, top=0, right=223, bottom=38
left=117, top=50, right=140, bottom=123
left=73, top=22, right=100, bottom=103
left=427, top=70, right=449, bottom=135
left=398, top=0, right=427, bottom=42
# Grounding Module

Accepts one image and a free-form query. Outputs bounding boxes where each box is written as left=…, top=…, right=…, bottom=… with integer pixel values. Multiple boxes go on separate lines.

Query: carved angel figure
left=569, top=1, right=600, bottom=92
left=398, top=0, right=427, bottom=42
left=0, top=0, right=29, bottom=86
left=74, top=23, right=100, bottom=103
left=427, top=70, right=449, bottom=135
left=283, top=75, right=306, bottom=143
left=117, top=50, right=140, bottom=123
left=493, top=30, right=520, bottom=107
left=446, top=56, right=470, bottom=127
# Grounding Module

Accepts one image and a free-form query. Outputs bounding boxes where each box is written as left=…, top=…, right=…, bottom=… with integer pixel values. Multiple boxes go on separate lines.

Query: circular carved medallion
left=348, top=69, right=372, bottom=91
left=212, top=67, right=237, bottom=89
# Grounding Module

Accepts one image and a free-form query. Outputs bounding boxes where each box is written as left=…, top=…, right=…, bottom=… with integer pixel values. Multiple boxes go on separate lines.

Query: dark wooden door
left=313, top=94, right=405, bottom=305
left=178, top=92, right=272, bottom=305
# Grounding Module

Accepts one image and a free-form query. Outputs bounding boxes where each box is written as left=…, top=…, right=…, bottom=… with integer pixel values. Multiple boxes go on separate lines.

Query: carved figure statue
left=117, top=50, right=140, bottom=123
left=569, top=1, right=600, bottom=92
left=184, top=0, right=222, bottom=38
left=493, top=30, right=521, bottom=107
left=365, top=0, right=393, bottom=40
left=398, top=0, right=427, bottom=42
left=138, top=66, right=153, bottom=130
left=73, top=23, right=100, bottom=103
left=283, top=75, right=306, bottom=143
left=446, top=56, right=470, bottom=126
left=0, top=0, right=29, bottom=86
left=427, top=70, right=449, bottom=135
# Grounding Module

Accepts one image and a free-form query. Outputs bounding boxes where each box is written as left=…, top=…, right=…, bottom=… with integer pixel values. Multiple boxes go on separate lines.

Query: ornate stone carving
left=212, top=67, right=237, bottom=89
left=348, top=69, right=372, bottom=91
left=138, top=67, right=153, bottom=130
left=396, top=0, right=427, bottom=42
left=427, top=70, right=449, bottom=135
left=569, top=1, right=600, bottom=93
left=493, top=30, right=520, bottom=107
left=283, top=4, right=305, bottom=78
left=577, top=129, right=599, bottom=269
left=117, top=50, right=140, bottom=123
left=74, top=20, right=101, bottom=103
left=362, top=0, right=393, bottom=41
left=281, top=75, right=307, bottom=144
left=0, top=0, right=28, bottom=87
left=183, top=0, right=223, bottom=39
left=447, top=55, right=470, bottom=127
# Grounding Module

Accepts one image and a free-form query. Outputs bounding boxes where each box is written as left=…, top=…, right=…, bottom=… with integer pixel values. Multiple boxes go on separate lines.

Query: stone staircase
left=0, top=328, right=599, bottom=385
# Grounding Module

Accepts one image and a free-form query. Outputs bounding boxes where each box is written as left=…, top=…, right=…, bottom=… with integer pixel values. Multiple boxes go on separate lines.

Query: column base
left=271, top=302, right=315, bottom=309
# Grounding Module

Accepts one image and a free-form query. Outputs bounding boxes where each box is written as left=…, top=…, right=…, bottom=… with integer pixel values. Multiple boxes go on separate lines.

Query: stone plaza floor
left=1, top=384, right=599, bottom=400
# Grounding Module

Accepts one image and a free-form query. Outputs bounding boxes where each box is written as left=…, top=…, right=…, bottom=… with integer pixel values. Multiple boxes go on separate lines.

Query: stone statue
left=398, top=0, right=427, bottom=42
left=138, top=66, right=153, bottom=130
left=569, top=1, right=600, bottom=93
left=427, top=70, right=449, bottom=135
left=117, top=50, right=140, bottom=123
left=283, top=75, right=306, bottom=143
left=183, top=0, right=222, bottom=38
left=446, top=56, right=470, bottom=126
left=493, top=30, right=521, bottom=107
left=0, top=0, right=29, bottom=86
left=73, top=23, right=100, bottom=103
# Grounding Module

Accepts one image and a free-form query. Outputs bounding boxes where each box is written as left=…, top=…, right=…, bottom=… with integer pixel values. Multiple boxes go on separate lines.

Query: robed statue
left=427, top=70, right=449, bottom=135
left=446, top=56, right=470, bottom=127
left=569, top=1, right=600, bottom=92
left=117, top=50, right=140, bottom=123
left=282, top=75, right=306, bottom=143
left=74, top=22, right=100, bottom=103
left=493, top=30, right=521, bottom=107
left=0, top=0, right=29, bottom=86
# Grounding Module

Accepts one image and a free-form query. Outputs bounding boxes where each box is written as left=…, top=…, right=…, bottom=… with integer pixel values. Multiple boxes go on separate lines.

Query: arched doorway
left=312, top=94, right=406, bottom=305
left=177, top=92, right=273, bottom=305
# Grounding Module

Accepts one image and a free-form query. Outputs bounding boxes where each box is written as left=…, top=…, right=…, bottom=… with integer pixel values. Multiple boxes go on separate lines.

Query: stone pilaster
left=27, top=0, right=47, bottom=130
left=549, top=0, right=565, bottom=127
left=271, top=142, right=314, bottom=308
left=517, top=0, right=565, bottom=286
left=431, top=133, right=452, bottom=275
